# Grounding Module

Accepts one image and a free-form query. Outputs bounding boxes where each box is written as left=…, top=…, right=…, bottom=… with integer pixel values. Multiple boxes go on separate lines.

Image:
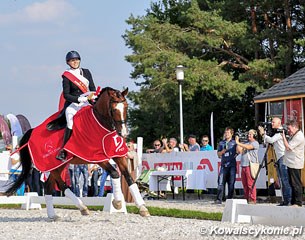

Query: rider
left=56, top=50, right=96, bottom=161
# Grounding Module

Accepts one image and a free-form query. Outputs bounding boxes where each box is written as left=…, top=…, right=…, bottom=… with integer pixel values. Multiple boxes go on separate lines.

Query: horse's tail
left=5, top=129, right=33, bottom=196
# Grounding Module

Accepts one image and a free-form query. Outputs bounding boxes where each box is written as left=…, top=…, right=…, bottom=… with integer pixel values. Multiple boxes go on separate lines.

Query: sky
left=1, top=0, right=154, bottom=127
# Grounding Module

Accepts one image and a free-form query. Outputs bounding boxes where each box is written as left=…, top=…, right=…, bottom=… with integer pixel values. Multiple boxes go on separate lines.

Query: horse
left=5, top=87, right=150, bottom=219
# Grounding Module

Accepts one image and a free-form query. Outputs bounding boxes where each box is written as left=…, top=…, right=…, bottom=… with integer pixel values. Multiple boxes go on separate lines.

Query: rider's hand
left=90, top=95, right=98, bottom=100
left=78, top=96, right=88, bottom=103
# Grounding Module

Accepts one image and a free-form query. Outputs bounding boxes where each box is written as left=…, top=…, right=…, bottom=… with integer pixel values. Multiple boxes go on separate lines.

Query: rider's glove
left=78, top=96, right=88, bottom=103
left=91, top=95, right=98, bottom=100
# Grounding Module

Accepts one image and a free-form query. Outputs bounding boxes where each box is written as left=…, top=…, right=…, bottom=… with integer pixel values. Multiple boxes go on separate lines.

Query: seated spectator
left=162, top=137, right=180, bottom=153
left=180, top=135, right=200, bottom=152
left=146, top=140, right=164, bottom=153
left=200, top=135, right=213, bottom=151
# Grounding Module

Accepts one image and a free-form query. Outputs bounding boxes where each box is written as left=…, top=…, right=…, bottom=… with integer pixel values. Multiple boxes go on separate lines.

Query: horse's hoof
left=80, top=207, right=90, bottom=216
left=139, top=205, right=150, bottom=217
left=112, top=199, right=122, bottom=210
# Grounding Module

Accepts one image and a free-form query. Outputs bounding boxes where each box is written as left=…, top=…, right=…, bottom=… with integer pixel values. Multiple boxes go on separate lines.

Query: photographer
left=282, top=120, right=304, bottom=207
left=236, top=129, right=259, bottom=204
left=258, top=117, right=292, bottom=206
left=215, top=127, right=237, bottom=204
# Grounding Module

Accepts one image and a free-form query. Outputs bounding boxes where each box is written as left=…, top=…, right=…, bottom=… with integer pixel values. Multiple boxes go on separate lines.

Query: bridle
left=109, top=96, right=127, bottom=128
left=93, top=88, right=127, bottom=133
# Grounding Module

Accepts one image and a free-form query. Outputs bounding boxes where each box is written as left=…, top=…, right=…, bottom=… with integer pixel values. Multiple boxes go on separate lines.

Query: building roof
left=254, top=67, right=305, bottom=103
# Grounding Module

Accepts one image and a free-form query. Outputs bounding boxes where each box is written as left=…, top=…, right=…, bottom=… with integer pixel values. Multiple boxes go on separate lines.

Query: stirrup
left=56, top=149, right=67, bottom=161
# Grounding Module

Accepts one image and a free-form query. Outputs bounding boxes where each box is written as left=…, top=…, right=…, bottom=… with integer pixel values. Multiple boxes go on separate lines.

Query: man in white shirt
left=282, top=120, right=304, bottom=207
left=258, top=117, right=292, bottom=206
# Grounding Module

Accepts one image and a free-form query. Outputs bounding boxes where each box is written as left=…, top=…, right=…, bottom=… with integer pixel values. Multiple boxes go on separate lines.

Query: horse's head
left=94, top=87, right=129, bottom=138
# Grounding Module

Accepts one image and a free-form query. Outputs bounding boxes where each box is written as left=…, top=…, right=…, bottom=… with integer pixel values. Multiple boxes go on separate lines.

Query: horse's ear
left=122, top=88, right=128, bottom=97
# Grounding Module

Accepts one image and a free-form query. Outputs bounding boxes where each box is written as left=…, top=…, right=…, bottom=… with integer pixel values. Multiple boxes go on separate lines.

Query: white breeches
left=66, top=102, right=89, bottom=129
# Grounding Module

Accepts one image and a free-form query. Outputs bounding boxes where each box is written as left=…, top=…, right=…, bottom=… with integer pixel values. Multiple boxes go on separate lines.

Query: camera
left=274, top=125, right=289, bottom=137
left=259, top=121, right=273, bottom=136
left=258, top=121, right=289, bottom=137
left=235, top=129, right=248, bottom=143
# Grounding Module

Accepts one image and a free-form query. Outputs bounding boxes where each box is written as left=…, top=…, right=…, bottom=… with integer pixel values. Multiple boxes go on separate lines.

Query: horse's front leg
left=99, top=161, right=124, bottom=210
left=52, top=167, right=90, bottom=216
left=114, top=157, right=150, bottom=217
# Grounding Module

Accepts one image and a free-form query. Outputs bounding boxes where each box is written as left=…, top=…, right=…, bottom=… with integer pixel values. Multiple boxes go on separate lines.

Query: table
left=149, top=170, right=206, bottom=200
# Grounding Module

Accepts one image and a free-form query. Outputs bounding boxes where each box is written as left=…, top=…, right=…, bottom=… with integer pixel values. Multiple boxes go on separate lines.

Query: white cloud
left=0, top=0, right=77, bottom=26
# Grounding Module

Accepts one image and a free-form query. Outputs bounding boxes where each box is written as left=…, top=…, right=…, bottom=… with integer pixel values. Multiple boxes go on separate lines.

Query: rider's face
left=68, top=58, right=80, bottom=69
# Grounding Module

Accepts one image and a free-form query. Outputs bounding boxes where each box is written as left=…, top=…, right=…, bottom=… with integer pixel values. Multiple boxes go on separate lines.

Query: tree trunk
left=284, top=0, right=293, bottom=76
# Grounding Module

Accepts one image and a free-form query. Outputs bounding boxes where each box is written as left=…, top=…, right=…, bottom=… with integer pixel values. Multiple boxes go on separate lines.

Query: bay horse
left=5, top=87, right=150, bottom=219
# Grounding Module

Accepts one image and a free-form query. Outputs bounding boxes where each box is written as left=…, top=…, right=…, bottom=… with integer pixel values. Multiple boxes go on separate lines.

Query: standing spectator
left=282, top=120, right=304, bottom=207
left=180, top=135, right=200, bottom=152
left=200, top=135, right=213, bottom=151
left=74, top=164, right=89, bottom=197
left=236, top=129, right=259, bottom=204
left=162, top=138, right=180, bottom=153
left=98, top=169, right=111, bottom=197
left=7, top=145, right=25, bottom=196
left=98, top=159, right=116, bottom=197
left=215, top=127, right=237, bottom=204
left=121, top=142, right=138, bottom=203
left=258, top=117, right=292, bottom=206
left=146, top=140, right=164, bottom=153
left=26, top=168, right=43, bottom=196
left=68, top=164, right=76, bottom=194
left=89, top=164, right=100, bottom=197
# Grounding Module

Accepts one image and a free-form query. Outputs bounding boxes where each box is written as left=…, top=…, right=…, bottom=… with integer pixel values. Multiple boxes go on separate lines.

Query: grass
left=0, top=204, right=222, bottom=221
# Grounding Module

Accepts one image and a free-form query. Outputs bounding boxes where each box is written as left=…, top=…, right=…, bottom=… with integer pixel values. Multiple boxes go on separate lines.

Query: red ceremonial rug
left=28, top=106, right=128, bottom=172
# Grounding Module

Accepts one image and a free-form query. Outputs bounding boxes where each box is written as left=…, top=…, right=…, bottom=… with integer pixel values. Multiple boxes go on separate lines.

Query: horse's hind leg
left=114, top=157, right=150, bottom=217
left=44, top=174, right=60, bottom=220
left=99, top=161, right=123, bottom=210
left=51, top=167, right=90, bottom=216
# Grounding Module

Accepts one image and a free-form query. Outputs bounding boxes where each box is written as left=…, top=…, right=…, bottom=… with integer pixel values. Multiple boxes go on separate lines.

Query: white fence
left=0, top=192, right=127, bottom=214
left=222, top=199, right=305, bottom=227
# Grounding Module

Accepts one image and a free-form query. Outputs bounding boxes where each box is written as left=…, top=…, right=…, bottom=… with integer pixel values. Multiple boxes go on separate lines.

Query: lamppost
left=175, top=65, right=185, bottom=146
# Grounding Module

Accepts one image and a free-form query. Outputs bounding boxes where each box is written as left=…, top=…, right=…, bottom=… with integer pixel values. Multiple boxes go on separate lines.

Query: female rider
left=56, top=50, right=96, bottom=161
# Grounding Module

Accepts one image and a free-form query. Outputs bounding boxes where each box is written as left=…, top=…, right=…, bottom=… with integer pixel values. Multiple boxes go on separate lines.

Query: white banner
left=142, top=148, right=267, bottom=189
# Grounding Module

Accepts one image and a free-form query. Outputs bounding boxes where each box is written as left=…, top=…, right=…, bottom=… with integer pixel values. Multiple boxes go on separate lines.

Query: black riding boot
left=56, top=128, right=72, bottom=161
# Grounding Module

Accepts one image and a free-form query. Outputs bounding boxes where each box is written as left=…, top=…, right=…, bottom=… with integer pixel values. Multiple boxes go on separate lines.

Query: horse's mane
left=96, top=87, right=122, bottom=101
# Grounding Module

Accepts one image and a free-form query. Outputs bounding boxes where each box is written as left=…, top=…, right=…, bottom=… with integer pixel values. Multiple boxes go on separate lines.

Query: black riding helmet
left=66, top=50, right=81, bottom=63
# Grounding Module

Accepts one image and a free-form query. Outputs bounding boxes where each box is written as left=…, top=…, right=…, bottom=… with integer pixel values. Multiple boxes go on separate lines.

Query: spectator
left=215, top=127, right=237, bottom=204
left=200, top=135, right=213, bottom=151
left=98, top=159, right=116, bottom=197
left=74, top=164, right=89, bottom=197
left=162, top=138, right=180, bottom=153
left=282, top=120, right=304, bottom=207
left=146, top=140, right=164, bottom=153
left=236, top=129, right=259, bottom=204
left=68, top=164, right=76, bottom=194
left=7, top=145, right=25, bottom=196
left=98, top=169, right=111, bottom=197
left=26, top=168, right=43, bottom=196
left=258, top=117, right=292, bottom=206
left=89, top=164, right=100, bottom=197
left=180, top=135, right=200, bottom=152
left=121, top=142, right=138, bottom=203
